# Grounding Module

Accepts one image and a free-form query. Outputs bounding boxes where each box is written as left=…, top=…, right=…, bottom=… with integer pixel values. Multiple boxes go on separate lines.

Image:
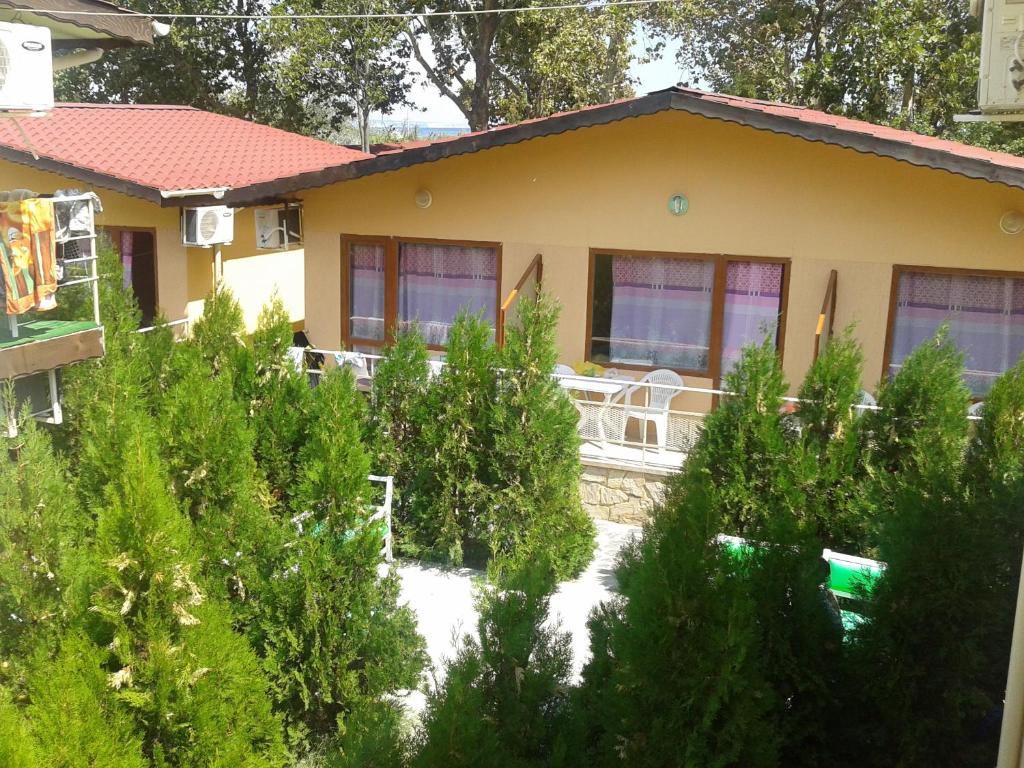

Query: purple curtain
left=890, top=271, right=1024, bottom=395
left=349, top=243, right=385, bottom=341
left=607, top=256, right=715, bottom=369
left=720, top=262, right=784, bottom=375
left=120, top=231, right=133, bottom=290
left=398, top=242, right=497, bottom=346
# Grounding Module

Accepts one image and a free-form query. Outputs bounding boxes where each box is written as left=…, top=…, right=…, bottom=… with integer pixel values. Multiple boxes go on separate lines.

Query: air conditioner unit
left=979, top=0, right=1024, bottom=113
left=0, top=22, right=54, bottom=113
left=254, top=204, right=303, bottom=249
left=182, top=205, right=234, bottom=247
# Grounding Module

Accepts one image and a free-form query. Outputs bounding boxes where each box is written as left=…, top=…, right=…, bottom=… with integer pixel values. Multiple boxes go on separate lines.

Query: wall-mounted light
left=1001, top=210, right=1024, bottom=235
left=415, top=189, right=432, bottom=209
left=668, top=194, right=689, bottom=216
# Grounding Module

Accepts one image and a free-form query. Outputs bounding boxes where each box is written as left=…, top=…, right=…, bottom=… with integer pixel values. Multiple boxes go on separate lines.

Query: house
left=0, top=103, right=370, bottom=331
left=212, top=86, right=1024, bottom=406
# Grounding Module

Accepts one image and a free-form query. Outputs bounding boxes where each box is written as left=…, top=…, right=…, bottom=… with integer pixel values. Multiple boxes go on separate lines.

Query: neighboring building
left=0, top=103, right=370, bottom=331
left=0, top=0, right=160, bottom=432
left=215, top=86, right=1024, bottom=409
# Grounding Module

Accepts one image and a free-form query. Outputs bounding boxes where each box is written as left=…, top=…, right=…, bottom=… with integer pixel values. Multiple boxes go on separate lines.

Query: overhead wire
left=35, top=0, right=682, bottom=22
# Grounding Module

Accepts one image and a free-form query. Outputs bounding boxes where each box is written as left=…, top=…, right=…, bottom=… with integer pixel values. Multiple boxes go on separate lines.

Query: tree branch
left=405, top=23, right=472, bottom=121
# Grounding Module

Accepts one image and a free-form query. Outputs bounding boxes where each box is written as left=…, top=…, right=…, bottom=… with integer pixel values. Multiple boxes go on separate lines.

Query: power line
left=40, top=0, right=681, bottom=22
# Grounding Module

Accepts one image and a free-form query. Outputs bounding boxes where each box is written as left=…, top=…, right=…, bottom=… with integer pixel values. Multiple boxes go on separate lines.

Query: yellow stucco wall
left=0, top=160, right=305, bottom=331
left=296, top=109, right=1024, bottom=395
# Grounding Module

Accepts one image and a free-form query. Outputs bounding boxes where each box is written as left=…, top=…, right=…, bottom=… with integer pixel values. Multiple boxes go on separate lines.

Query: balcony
left=1, top=193, right=104, bottom=430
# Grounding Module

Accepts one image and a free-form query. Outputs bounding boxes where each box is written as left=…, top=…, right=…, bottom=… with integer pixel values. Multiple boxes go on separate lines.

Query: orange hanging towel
left=0, top=198, right=57, bottom=315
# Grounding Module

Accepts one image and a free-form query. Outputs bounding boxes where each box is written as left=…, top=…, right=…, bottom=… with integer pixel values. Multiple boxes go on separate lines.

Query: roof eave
left=0, top=0, right=154, bottom=46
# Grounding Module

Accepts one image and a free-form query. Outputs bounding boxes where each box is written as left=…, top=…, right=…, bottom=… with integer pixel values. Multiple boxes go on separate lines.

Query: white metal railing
left=137, top=317, right=191, bottom=337
left=294, top=348, right=984, bottom=473
left=289, top=474, right=394, bottom=564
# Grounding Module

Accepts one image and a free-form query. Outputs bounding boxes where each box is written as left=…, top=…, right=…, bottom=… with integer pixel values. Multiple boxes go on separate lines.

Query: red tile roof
left=0, top=103, right=370, bottom=203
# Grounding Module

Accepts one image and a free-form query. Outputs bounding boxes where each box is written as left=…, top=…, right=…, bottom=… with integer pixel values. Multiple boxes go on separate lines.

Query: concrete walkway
left=396, top=518, right=640, bottom=694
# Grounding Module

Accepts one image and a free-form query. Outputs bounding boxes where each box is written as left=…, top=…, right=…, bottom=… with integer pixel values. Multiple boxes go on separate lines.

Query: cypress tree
left=245, top=297, right=314, bottom=506
left=415, top=558, right=574, bottom=768
left=73, top=418, right=286, bottom=767
left=689, top=336, right=804, bottom=536
left=257, top=370, right=425, bottom=749
left=489, top=293, right=595, bottom=580
left=190, top=285, right=250, bottom=383
left=22, top=635, right=147, bottom=768
left=0, top=408, right=87, bottom=685
left=156, top=347, right=285, bottom=625
left=794, top=328, right=871, bottom=552
left=848, top=335, right=997, bottom=767
left=410, top=312, right=497, bottom=566
left=366, top=325, right=431, bottom=543
left=0, top=689, right=38, bottom=768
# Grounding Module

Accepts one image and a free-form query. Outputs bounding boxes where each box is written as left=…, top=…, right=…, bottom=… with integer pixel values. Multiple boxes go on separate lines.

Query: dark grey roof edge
left=226, top=87, right=1024, bottom=205
left=222, top=91, right=676, bottom=205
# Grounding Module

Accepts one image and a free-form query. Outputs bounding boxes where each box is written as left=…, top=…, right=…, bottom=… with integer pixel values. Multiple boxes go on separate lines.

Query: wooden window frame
left=340, top=234, right=503, bottom=351
left=882, top=263, right=1024, bottom=387
left=584, top=248, right=790, bottom=385
left=101, top=225, right=160, bottom=320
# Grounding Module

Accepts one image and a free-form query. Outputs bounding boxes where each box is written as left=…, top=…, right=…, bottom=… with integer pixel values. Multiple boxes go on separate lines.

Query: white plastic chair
left=335, top=352, right=372, bottom=391
left=617, top=369, right=683, bottom=451
left=968, top=401, right=985, bottom=419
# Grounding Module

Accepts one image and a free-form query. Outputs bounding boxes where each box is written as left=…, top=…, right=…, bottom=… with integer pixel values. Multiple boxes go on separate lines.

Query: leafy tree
left=407, top=0, right=659, bottom=130
left=490, top=293, right=594, bottom=579
left=409, top=312, right=497, bottom=565
left=274, top=0, right=415, bottom=149
left=257, top=370, right=425, bottom=748
left=56, top=1, right=280, bottom=125
left=73, top=419, right=286, bottom=767
left=0, top=410, right=87, bottom=686
left=794, top=327, right=871, bottom=551
left=415, top=558, right=574, bottom=768
left=366, top=326, right=432, bottom=535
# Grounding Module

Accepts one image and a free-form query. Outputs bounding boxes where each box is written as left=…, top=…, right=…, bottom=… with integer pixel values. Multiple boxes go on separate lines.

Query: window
left=105, top=227, right=157, bottom=327
left=588, top=250, right=787, bottom=379
left=342, top=236, right=500, bottom=349
left=886, top=267, right=1024, bottom=395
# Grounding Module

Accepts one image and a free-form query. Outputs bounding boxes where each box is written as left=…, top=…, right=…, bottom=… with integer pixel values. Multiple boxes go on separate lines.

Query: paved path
left=396, top=518, right=640, bottom=696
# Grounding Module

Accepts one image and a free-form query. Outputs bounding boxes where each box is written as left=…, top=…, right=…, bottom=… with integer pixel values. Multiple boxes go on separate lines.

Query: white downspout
left=998, top=550, right=1024, bottom=768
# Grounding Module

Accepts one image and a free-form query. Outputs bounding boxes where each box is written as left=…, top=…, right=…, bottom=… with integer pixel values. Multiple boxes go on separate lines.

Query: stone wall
left=580, top=464, right=669, bottom=525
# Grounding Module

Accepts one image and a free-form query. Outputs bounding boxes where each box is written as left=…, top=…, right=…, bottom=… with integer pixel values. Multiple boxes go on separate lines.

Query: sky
left=381, top=32, right=687, bottom=132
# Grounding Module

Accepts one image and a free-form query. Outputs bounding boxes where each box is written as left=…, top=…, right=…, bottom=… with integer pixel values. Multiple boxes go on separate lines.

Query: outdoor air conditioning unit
left=0, top=22, right=54, bottom=113
left=979, top=0, right=1024, bottom=113
left=182, top=205, right=235, bottom=247
left=254, top=204, right=303, bottom=249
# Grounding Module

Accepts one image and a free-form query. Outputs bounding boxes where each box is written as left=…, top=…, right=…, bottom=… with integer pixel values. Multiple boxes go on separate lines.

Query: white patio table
left=557, top=375, right=628, bottom=442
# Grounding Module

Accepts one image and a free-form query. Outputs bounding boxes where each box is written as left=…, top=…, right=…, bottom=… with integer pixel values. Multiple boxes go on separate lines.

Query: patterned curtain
left=349, top=243, right=385, bottom=341
left=398, top=242, right=497, bottom=346
left=608, top=255, right=715, bottom=370
left=120, top=231, right=133, bottom=291
left=890, top=271, right=1024, bottom=395
left=720, top=262, right=784, bottom=375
